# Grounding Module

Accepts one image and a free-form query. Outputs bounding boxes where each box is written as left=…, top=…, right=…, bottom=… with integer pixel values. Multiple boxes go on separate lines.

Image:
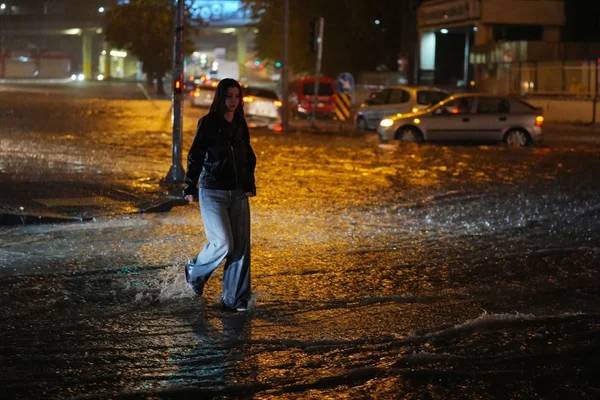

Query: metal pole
left=165, top=0, right=185, bottom=184
left=281, top=0, right=290, bottom=133
left=593, top=58, right=598, bottom=125
left=311, top=17, right=324, bottom=127
left=463, top=28, right=470, bottom=89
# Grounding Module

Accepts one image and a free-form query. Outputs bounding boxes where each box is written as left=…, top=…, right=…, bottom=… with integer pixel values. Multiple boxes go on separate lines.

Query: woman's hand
left=245, top=192, right=255, bottom=197
left=184, top=194, right=195, bottom=203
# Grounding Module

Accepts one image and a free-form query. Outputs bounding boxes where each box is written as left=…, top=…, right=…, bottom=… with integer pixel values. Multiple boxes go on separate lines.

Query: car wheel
left=504, top=129, right=530, bottom=147
left=356, top=117, right=367, bottom=132
left=396, top=126, right=423, bottom=143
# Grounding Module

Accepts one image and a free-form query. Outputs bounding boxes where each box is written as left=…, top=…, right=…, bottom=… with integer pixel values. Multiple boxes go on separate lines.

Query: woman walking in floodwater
left=183, top=78, right=256, bottom=312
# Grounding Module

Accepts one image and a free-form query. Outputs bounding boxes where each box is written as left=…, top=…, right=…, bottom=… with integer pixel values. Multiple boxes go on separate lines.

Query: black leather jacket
left=183, top=112, right=256, bottom=198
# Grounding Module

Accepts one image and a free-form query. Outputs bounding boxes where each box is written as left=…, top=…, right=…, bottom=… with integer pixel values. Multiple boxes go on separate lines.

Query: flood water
left=1, top=90, right=600, bottom=399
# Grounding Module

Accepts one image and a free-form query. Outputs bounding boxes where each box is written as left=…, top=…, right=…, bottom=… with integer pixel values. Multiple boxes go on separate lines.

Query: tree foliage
left=242, top=0, right=418, bottom=79
left=104, top=0, right=196, bottom=94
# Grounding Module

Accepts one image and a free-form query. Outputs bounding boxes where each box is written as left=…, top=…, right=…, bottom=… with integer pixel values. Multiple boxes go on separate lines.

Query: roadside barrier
left=333, top=93, right=352, bottom=121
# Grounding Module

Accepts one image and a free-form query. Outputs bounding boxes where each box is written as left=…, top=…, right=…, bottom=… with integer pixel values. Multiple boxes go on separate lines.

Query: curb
left=0, top=196, right=189, bottom=226
left=0, top=212, right=92, bottom=226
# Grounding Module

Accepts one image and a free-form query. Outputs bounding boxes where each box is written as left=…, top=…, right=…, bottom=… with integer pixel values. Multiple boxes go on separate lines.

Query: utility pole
left=165, top=0, right=185, bottom=184
left=593, top=57, right=599, bottom=125
left=311, top=17, right=324, bottom=126
left=281, top=0, right=290, bottom=133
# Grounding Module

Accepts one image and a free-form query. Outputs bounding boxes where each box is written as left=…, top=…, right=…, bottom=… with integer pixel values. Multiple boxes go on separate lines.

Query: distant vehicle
left=356, top=85, right=449, bottom=131
left=377, top=93, right=544, bottom=146
left=185, top=74, right=217, bottom=94
left=189, top=81, right=217, bottom=108
left=243, top=86, right=282, bottom=130
left=289, top=76, right=336, bottom=118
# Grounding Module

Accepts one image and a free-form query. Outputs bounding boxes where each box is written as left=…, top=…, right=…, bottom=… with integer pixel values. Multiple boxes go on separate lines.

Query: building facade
left=417, top=0, right=567, bottom=92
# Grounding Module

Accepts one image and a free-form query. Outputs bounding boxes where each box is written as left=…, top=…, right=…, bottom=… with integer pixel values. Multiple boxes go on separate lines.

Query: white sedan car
left=189, top=83, right=217, bottom=108
left=243, top=86, right=282, bottom=130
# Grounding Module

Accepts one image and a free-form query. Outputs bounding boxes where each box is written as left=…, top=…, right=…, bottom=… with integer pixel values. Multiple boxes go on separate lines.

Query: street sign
left=336, top=72, right=354, bottom=94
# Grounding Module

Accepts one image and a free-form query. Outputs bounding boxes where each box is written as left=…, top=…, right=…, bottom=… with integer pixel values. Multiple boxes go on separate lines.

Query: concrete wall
left=527, top=97, right=600, bottom=124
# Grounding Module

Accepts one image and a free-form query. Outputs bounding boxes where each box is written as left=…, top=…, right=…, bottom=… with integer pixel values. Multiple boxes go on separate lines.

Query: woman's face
left=224, top=86, right=240, bottom=113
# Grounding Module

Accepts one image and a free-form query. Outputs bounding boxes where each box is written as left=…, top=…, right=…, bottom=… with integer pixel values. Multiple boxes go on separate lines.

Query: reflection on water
left=1, top=93, right=600, bottom=398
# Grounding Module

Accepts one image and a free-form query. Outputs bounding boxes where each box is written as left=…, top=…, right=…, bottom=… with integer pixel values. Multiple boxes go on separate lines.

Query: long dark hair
left=209, top=78, right=245, bottom=120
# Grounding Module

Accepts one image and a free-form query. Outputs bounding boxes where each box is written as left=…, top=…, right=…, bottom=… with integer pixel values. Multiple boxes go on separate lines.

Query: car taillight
left=535, top=115, right=544, bottom=127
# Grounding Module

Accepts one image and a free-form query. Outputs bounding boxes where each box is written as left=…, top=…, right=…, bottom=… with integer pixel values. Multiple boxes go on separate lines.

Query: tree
left=241, top=0, right=418, bottom=80
left=104, top=0, right=196, bottom=95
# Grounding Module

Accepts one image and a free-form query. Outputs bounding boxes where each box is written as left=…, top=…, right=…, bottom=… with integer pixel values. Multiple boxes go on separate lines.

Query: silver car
left=356, top=85, right=449, bottom=131
left=377, top=94, right=544, bottom=146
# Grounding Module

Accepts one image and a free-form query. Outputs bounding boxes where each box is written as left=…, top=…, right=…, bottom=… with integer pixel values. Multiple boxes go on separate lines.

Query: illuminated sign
left=190, top=1, right=254, bottom=27
left=419, top=0, right=480, bottom=27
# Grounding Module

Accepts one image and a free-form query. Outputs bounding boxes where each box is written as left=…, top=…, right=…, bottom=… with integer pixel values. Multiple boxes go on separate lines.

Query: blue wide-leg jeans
left=188, top=188, right=251, bottom=309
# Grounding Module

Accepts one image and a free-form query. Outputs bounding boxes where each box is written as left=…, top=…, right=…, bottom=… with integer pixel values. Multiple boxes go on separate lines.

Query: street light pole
left=281, top=0, right=290, bottom=133
left=311, top=17, right=324, bottom=127
left=165, top=0, right=185, bottom=184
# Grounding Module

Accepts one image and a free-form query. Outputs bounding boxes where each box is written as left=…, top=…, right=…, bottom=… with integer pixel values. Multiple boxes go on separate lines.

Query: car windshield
left=509, top=98, right=539, bottom=113
left=245, top=87, right=279, bottom=100
left=303, top=83, right=334, bottom=96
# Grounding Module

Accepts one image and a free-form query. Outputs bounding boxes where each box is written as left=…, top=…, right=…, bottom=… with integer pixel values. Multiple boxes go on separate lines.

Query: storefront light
left=109, top=50, right=127, bottom=58
left=64, top=28, right=82, bottom=35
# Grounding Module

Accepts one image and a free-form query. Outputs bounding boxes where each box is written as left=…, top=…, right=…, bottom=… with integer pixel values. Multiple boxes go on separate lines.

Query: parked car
left=356, top=85, right=449, bottom=131
left=289, top=76, right=336, bottom=118
left=243, top=86, right=282, bottom=130
left=377, top=93, right=544, bottom=146
left=189, top=81, right=218, bottom=107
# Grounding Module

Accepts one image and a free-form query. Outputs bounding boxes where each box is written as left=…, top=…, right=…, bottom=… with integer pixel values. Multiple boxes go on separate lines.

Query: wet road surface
left=1, top=88, right=600, bottom=399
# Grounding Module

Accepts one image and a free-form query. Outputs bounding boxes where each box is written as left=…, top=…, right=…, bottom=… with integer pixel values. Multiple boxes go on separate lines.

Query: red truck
left=289, top=76, right=336, bottom=118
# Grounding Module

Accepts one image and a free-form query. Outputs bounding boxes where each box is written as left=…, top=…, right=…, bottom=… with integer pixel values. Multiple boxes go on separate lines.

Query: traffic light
left=274, top=60, right=283, bottom=69
left=309, top=18, right=318, bottom=53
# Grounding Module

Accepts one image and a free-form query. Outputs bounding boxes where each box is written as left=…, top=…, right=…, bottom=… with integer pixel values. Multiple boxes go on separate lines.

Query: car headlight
left=380, top=118, right=394, bottom=128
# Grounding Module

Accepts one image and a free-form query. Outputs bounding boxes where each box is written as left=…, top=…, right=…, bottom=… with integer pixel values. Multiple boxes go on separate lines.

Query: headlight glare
left=380, top=118, right=394, bottom=128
